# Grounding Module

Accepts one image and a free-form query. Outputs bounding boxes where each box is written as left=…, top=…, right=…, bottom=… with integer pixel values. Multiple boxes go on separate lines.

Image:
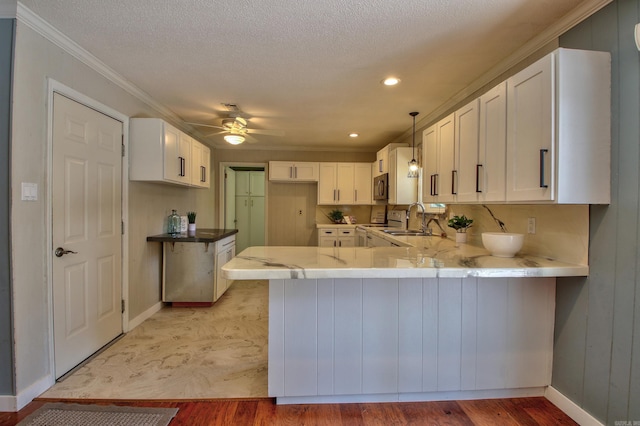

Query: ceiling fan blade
left=245, top=128, right=285, bottom=136
left=205, top=130, right=228, bottom=137
left=245, top=134, right=259, bottom=143
left=185, top=122, right=225, bottom=130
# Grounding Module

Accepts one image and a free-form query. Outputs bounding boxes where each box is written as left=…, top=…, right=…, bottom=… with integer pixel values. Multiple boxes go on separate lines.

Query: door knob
left=55, top=247, right=77, bottom=257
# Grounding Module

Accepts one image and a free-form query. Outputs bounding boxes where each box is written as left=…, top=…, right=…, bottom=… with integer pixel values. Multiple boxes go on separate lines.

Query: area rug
left=17, top=402, right=178, bottom=426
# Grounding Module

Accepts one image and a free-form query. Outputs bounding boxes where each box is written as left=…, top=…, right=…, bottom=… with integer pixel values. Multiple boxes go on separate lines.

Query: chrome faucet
left=407, top=202, right=427, bottom=232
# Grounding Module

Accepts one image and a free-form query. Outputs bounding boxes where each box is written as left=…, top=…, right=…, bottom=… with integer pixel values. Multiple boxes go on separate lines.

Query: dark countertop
left=147, top=228, right=238, bottom=243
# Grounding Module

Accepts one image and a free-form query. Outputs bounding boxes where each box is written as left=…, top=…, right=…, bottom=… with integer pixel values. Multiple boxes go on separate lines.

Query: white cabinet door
left=422, top=115, right=454, bottom=203
left=318, top=163, right=338, bottom=204
left=478, top=82, right=507, bottom=202
left=506, top=53, right=554, bottom=202
left=376, top=149, right=388, bottom=176
left=294, top=163, right=320, bottom=181
left=249, top=196, right=265, bottom=246
left=237, top=171, right=265, bottom=196
left=422, top=125, right=437, bottom=203
left=269, top=162, right=319, bottom=181
left=336, top=163, right=355, bottom=204
left=354, top=163, right=372, bottom=204
left=455, top=99, right=480, bottom=203
left=162, top=123, right=183, bottom=184
left=235, top=196, right=250, bottom=253
left=250, top=171, right=265, bottom=196
left=190, top=142, right=210, bottom=188
left=437, top=114, right=456, bottom=203
left=215, top=236, right=236, bottom=301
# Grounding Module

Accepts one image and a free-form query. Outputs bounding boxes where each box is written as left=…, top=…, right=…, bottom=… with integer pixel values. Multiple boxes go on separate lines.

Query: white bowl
left=481, top=232, right=524, bottom=258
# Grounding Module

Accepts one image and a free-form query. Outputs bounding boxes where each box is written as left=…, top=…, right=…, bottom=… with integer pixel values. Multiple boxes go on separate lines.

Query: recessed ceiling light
left=382, top=77, right=400, bottom=86
left=349, top=133, right=359, bottom=138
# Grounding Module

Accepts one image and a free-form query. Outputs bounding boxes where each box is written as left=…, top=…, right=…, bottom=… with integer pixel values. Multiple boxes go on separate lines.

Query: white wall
left=10, top=19, right=214, bottom=400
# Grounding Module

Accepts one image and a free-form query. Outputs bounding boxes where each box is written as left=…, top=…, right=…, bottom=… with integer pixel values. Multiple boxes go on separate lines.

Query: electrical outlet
left=527, top=217, right=536, bottom=234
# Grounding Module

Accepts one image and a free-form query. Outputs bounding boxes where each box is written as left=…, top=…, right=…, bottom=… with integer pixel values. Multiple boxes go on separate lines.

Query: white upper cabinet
left=478, top=82, right=507, bottom=202
left=375, top=143, right=408, bottom=177
left=318, top=163, right=371, bottom=205
left=388, top=147, right=417, bottom=205
left=506, top=48, right=611, bottom=203
left=130, top=118, right=210, bottom=188
left=269, top=161, right=319, bottom=182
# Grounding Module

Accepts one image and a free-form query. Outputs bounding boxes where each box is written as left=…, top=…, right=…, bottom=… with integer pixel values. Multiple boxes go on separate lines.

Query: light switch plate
left=21, top=182, right=38, bottom=201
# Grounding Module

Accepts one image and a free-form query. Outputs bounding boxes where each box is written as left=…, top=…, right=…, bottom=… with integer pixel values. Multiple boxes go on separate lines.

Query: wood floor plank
left=0, top=397, right=578, bottom=426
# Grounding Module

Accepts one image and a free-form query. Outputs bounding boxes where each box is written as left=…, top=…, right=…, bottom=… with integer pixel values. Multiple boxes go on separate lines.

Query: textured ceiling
left=20, top=0, right=590, bottom=151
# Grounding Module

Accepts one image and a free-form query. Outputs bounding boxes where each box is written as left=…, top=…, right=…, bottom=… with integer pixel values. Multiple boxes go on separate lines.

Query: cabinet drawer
left=337, top=229, right=355, bottom=236
left=319, top=229, right=337, bottom=236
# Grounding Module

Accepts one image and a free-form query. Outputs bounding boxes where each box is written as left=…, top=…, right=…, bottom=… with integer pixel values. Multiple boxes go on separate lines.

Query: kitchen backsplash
left=446, top=204, right=589, bottom=265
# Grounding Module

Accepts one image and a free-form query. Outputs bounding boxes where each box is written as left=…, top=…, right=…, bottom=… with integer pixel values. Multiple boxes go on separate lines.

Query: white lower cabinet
left=214, top=235, right=236, bottom=301
left=269, top=276, right=555, bottom=402
left=318, top=228, right=355, bottom=247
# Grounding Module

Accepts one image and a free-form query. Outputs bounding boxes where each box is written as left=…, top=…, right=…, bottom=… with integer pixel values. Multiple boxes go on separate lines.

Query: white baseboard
left=127, top=301, right=163, bottom=331
left=545, top=386, right=604, bottom=426
left=0, top=374, right=55, bottom=412
left=277, top=387, right=546, bottom=405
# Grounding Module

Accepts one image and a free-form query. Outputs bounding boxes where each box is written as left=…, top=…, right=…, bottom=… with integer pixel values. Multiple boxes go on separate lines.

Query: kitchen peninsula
left=223, top=235, right=587, bottom=405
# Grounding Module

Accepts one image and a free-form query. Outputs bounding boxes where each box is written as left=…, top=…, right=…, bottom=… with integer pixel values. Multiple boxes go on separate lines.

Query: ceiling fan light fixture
left=224, top=134, right=245, bottom=145
left=349, top=133, right=359, bottom=138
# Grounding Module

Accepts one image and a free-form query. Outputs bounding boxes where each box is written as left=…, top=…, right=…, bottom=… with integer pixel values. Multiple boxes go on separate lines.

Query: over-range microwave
left=373, top=173, right=388, bottom=200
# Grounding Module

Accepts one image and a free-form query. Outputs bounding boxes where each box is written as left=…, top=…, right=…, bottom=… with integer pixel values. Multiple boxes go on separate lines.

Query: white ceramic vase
left=455, top=232, right=467, bottom=243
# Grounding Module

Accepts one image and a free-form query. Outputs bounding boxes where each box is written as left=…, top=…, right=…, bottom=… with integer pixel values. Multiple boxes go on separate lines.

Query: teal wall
left=554, top=1, right=640, bottom=424
left=0, top=18, right=15, bottom=395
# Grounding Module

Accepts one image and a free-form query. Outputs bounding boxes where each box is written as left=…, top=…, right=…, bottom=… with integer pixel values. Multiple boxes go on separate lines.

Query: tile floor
left=40, top=280, right=268, bottom=399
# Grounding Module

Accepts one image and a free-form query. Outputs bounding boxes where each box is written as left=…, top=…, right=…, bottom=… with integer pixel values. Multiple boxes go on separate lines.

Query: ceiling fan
left=186, top=103, right=284, bottom=145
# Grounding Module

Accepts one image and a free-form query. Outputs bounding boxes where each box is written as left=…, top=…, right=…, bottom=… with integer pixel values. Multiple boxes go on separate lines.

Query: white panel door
left=249, top=196, right=265, bottom=246
left=52, top=93, right=123, bottom=378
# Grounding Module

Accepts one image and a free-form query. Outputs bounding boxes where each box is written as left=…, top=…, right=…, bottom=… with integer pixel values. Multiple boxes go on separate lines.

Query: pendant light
left=408, top=111, right=419, bottom=178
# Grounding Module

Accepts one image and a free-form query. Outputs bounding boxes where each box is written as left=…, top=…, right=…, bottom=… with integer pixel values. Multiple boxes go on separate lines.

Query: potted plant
left=187, top=211, right=197, bottom=234
left=327, top=209, right=344, bottom=224
left=447, top=215, right=473, bottom=243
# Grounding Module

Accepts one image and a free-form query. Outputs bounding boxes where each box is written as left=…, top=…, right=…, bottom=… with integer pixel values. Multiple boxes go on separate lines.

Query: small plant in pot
left=447, top=215, right=473, bottom=243
left=187, top=211, right=197, bottom=234
left=327, top=209, right=344, bottom=224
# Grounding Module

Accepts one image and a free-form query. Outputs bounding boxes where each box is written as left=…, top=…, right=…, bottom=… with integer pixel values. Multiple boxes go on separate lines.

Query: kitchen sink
left=382, top=229, right=431, bottom=236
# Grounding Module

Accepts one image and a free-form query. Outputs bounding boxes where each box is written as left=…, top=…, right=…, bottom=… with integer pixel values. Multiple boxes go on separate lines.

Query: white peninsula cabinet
left=506, top=48, right=610, bottom=203
left=269, top=161, right=319, bottom=182
left=130, top=118, right=210, bottom=188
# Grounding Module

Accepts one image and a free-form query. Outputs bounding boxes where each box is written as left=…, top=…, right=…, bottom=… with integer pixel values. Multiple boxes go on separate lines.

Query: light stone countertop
left=223, top=229, right=589, bottom=280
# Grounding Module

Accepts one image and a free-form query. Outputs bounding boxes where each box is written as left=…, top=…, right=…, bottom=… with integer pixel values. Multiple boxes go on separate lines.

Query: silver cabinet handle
left=55, top=247, right=77, bottom=257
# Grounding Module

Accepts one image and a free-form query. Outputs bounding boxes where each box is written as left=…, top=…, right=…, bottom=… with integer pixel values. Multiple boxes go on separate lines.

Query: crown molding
left=410, top=0, right=613, bottom=135
left=15, top=1, right=183, bottom=123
